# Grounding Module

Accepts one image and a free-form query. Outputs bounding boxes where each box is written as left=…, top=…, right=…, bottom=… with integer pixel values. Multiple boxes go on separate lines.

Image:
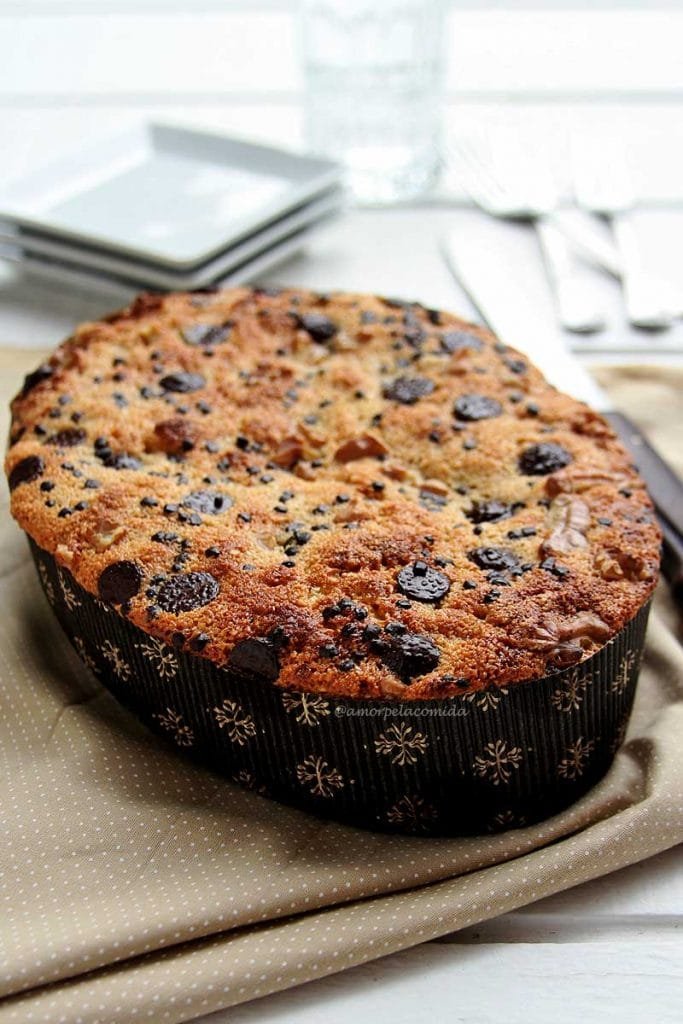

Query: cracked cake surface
left=6, top=287, right=660, bottom=699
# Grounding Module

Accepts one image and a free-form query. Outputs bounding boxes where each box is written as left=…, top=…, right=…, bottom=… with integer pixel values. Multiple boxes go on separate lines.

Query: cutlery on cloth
left=450, top=132, right=607, bottom=334
left=441, top=218, right=683, bottom=606
left=572, top=136, right=679, bottom=331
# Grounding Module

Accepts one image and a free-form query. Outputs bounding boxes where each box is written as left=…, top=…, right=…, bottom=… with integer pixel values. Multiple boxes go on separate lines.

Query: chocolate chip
left=160, top=372, right=206, bottom=393
left=397, top=562, right=450, bottom=603
left=376, top=632, right=441, bottom=682
left=540, top=557, right=569, bottom=579
left=190, top=633, right=210, bottom=651
left=465, top=500, right=512, bottom=524
left=93, top=442, right=141, bottom=471
left=156, top=572, right=220, bottom=613
left=98, top=561, right=142, bottom=605
left=20, top=364, right=53, bottom=398
left=361, top=624, right=381, bottom=641
left=108, top=452, right=141, bottom=471
left=227, top=637, right=279, bottom=681
left=453, top=394, right=502, bottom=421
left=48, top=427, right=86, bottom=448
left=467, top=547, right=520, bottom=572
left=382, top=376, right=435, bottom=405
left=181, top=322, right=231, bottom=346
left=402, top=314, right=426, bottom=349
left=296, top=313, right=338, bottom=342
left=181, top=490, right=232, bottom=515
left=518, top=442, right=573, bottom=475
left=504, top=357, right=527, bottom=374
left=8, top=455, right=44, bottom=490
left=440, top=330, right=483, bottom=354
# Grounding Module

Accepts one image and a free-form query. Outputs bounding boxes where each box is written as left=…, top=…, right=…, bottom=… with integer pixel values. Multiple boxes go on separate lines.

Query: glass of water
left=300, top=0, right=445, bottom=205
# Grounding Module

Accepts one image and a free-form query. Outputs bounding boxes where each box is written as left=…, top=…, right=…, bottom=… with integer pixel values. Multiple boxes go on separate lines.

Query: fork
left=571, top=135, right=677, bottom=330
left=451, top=132, right=607, bottom=334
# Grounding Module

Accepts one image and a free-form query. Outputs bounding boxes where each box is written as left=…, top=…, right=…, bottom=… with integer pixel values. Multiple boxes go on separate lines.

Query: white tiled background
left=2, top=1, right=683, bottom=189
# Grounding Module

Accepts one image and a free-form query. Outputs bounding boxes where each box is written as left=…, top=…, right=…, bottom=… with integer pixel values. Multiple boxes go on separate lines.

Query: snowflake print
left=135, top=636, right=178, bottom=680
left=154, top=707, right=194, bottom=747
left=282, top=691, right=331, bottom=727
left=473, top=739, right=523, bottom=785
left=101, top=639, right=131, bottom=681
left=73, top=636, right=98, bottom=674
left=38, top=561, right=56, bottom=605
left=557, top=737, right=595, bottom=780
left=551, top=670, right=589, bottom=712
left=386, top=795, right=437, bottom=832
left=374, top=722, right=429, bottom=766
left=232, top=769, right=267, bottom=796
left=464, top=686, right=508, bottom=712
left=213, top=699, right=257, bottom=746
left=295, top=755, right=344, bottom=798
left=489, top=809, right=526, bottom=832
left=611, top=650, right=636, bottom=695
left=58, top=570, right=81, bottom=612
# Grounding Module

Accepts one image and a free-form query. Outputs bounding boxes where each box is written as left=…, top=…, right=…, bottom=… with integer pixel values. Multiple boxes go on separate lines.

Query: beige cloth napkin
left=1, top=349, right=682, bottom=1024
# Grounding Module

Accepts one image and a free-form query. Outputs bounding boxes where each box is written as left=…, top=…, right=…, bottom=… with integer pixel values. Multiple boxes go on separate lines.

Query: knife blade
left=442, top=219, right=683, bottom=605
left=442, top=219, right=607, bottom=408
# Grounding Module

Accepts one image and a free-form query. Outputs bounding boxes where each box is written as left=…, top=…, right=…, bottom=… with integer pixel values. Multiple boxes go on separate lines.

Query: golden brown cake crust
left=6, top=288, right=660, bottom=699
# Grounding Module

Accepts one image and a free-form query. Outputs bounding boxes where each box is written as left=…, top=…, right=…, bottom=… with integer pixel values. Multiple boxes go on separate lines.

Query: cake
left=5, top=288, right=661, bottom=833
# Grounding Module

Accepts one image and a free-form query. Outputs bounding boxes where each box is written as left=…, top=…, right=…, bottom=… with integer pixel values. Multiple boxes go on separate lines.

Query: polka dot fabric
left=1, top=523, right=682, bottom=1024
left=1, top=353, right=683, bottom=1024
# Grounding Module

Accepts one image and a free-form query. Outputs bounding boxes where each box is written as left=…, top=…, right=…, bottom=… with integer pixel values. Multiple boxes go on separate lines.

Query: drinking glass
left=300, top=0, right=445, bottom=205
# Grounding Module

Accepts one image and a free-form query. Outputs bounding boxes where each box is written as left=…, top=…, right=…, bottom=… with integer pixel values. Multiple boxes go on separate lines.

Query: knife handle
left=535, top=217, right=606, bottom=334
left=605, top=412, right=683, bottom=539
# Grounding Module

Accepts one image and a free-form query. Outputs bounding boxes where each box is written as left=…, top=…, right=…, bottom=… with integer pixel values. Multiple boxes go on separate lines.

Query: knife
left=442, top=218, right=683, bottom=606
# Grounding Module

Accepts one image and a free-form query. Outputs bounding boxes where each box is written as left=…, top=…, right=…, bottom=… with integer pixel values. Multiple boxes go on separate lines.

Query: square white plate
left=0, top=190, right=343, bottom=291
left=0, top=122, right=341, bottom=269
left=0, top=224, right=318, bottom=299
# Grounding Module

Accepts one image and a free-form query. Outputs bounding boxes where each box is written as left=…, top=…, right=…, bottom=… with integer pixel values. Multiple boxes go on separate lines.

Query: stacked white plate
left=0, top=122, right=345, bottom=294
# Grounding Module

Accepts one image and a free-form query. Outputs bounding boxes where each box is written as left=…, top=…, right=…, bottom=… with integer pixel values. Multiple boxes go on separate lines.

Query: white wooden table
left=204, top=845, right=683, bottom=1024
left=1, top=4, right=682, bottom=1017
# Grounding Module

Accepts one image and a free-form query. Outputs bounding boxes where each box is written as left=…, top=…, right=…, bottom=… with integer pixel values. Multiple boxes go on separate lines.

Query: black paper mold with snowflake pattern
left=29, top=540, right=650, bottom=837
